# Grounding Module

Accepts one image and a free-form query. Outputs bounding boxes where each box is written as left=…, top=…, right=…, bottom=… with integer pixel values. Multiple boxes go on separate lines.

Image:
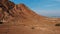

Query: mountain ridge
left=0, top=0, right=60, bottom=34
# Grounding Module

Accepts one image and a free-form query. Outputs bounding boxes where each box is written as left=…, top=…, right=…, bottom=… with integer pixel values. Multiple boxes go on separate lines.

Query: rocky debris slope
left=0, top=0, right=60, bottom=34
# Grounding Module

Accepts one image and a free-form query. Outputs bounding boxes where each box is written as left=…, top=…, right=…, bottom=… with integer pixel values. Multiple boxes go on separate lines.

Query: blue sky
left=10, top=0, right=60, bottom=17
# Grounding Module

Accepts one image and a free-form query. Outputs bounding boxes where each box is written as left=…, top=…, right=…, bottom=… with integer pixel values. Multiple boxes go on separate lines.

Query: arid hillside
left=0, top=0, right=60, bottom=34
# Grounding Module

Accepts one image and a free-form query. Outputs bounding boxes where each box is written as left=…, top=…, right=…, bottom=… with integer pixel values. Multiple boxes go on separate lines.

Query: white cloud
left=48, top=0, right=60, bottom=2
left=43, top=4, right=58, bottom=7
left=54, top=0, right=60, bottom=1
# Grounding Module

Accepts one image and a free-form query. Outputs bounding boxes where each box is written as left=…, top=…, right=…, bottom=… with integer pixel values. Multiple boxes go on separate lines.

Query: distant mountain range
left=47, top=16, right=60, bottom=18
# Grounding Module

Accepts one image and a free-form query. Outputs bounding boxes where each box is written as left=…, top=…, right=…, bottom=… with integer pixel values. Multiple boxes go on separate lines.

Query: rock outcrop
left=0, top=0, right=15, bottom=10
left=0, top=0, right=60, bottom=34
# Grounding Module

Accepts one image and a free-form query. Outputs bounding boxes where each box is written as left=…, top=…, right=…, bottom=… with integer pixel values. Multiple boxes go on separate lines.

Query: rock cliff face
left=0, top=0, right=60, bottom=34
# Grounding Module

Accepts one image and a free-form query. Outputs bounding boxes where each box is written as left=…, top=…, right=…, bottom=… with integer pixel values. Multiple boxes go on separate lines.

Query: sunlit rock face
left=0, top=0, right=60, bottom=34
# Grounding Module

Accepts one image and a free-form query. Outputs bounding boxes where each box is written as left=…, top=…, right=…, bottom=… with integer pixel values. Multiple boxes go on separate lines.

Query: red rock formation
left=0, top=0, right=60, bottom=34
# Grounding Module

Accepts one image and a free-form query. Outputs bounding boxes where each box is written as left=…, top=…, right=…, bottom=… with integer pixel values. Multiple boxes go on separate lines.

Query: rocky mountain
left=0, top=0, right=60, bottom=34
